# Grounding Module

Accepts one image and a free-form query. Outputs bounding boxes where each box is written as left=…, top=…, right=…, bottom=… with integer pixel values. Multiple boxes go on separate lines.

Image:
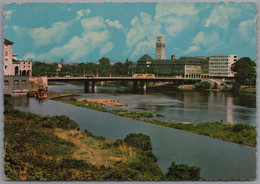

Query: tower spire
left=156, top=34, right=166, bottom=60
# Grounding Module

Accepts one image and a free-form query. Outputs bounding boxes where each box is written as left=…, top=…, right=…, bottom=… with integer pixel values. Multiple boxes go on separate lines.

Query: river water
left=9, top=82, right=256, bottom=180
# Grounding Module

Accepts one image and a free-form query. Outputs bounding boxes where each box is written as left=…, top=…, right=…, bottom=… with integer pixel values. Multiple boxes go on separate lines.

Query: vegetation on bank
left=56, top=99, right=256, bottom=147
left=4, top=99, right=201, bottom=181
left=145, top=120, right=256, bottom=147
left=58, top=99, right=154, bottom=120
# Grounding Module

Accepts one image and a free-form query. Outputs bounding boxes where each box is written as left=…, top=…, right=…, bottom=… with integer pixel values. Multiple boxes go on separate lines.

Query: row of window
left=210, top=59, right=230, bottom=61
left=209, top=66, right=229, bottom=68
left=209, top=62, right=230, bottom=65
left=210, top=73, right=230, bottom=75
left=4, top=80, right=27, bottom=86
left=210, top=69, right=230, bottom=71
left=210, top=55, right=237, bottom=58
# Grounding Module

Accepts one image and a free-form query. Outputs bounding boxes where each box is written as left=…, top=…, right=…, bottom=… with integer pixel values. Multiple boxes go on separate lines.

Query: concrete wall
left=4, top=76, right=30, bottom=96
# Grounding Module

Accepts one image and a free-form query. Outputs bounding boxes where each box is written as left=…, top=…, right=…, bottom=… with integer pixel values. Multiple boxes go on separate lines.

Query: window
left=21, top=80, right=26, bottom=86
left=5, top=66, right=7, bottom=69
left=5, top=59, right=8, bottom=62
left=5, top=52, right=8, bottom=56
left=4, top=80, right=9, bottom=86
left=14, top=80, right=19, bottom=86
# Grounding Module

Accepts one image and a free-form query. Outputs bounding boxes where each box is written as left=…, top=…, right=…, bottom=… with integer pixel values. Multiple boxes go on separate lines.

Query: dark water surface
left=9, top=82, right=256, bottom=180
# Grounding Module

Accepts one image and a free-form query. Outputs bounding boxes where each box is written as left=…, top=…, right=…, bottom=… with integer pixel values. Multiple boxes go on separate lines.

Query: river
left=9, top=82, right=256, bottom=180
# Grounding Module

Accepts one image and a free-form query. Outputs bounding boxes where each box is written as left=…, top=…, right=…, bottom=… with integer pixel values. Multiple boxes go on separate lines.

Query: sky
left=4, top=2, right=256, bottom=63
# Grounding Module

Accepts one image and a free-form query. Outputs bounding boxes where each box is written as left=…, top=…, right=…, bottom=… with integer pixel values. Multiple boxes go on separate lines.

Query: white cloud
left=131, top=40, right=154, bottom=58
left=32, top=21, right=72, bottom=46
left=155, top=3, right=198, bottom=20
left=4, top=9, right=16, bottom=20
left=100, top=42, right=114, bottom=56
left=76, top=9, right=91, bottom=20
left=204, top=4, right=241, bottom=29
left=81, top=17, right=106, bottom=31
left=67, top=8, right=72, bottom=11
left=105, top=19, right=123, bottom=29
left=126, top=3, right=199, bottom=59
left=23, top=53, right=37, bottom=60
left=239, top=18, right=256, bottom=44
left=184, top=31, right=221, bottom=54
left=25, top=17, right=116, bottom=61
left=183, top=45, right=200, bottom=54
left=126, top=12, right=161, bottom=58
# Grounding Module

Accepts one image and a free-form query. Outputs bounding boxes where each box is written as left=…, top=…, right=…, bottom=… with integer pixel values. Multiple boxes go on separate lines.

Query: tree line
left=32, top=57, right=135, bottom=77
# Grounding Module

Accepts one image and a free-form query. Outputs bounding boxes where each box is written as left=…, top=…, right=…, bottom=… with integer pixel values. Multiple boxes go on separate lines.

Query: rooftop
left=4, top=38, right=14, bottom=45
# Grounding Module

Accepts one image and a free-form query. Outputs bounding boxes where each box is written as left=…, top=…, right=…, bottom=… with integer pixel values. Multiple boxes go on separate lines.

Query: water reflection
left=47, top=82, right=256, bottom=125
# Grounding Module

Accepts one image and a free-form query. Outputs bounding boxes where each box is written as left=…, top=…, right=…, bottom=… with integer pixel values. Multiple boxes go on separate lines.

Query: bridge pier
left=92, top=82, right=97, bottom=93
left=133, top=81, right=138, bottom=91
left=140, top=81, right=147, bottom=91
left=84, top=81, right=89, bottom=93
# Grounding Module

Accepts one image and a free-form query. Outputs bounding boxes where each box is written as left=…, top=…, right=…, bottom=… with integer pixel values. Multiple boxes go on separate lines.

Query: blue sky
left=4, top=2, right=256, bottom=62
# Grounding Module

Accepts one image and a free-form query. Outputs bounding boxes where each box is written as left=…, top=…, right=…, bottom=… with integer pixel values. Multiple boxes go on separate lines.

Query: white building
left=209, top=54, right=238, bottom=78
left=3, top=38, right=32, bottom=76
left=155, top=34, right=166, bottom=60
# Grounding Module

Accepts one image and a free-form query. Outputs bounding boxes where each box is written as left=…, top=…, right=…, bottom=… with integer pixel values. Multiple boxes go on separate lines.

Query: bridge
left=48, top=76, right=202, bottom=92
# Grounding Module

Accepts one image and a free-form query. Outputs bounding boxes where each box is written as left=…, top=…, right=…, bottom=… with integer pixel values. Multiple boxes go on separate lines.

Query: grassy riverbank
left=146, top=120, right=256, bottom=147
left=56, top=99, right=256, bottom=147
left=4, top=99, right=201, bottom=181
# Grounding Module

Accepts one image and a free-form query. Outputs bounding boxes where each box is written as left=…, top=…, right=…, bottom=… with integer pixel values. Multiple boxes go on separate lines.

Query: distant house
left=3, top=38, right=31, bottom=96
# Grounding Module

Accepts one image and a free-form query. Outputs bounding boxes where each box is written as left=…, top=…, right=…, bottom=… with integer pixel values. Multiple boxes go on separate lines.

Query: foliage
left=231, top=57, right=256, bottom=86
left=124, top=133, right=153, bottom=152
left=112, top=62, right=125, bottom=76
left=166, top=162, right=201, bottom=181
left=147, top=120, right=256, bottom=147
left=194, top=81, right=211, bottom=90
left=4, top=99, right=202, bottom=181
left=32, top=57, right=134, bottom=77
left=98, top=57, right=111, bottom=77
left=213, top=82, right=218, bottom=89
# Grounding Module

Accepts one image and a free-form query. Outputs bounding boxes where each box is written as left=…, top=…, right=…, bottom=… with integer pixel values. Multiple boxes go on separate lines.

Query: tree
left=124, top=59, right=134, bottom=76
left=112, top=62, right=125, bottom=76
left=166, top=162, right=201, bottom=181
left=231, top=57, right=256, bottom=86
left=98, top=57, right=111, bottom=77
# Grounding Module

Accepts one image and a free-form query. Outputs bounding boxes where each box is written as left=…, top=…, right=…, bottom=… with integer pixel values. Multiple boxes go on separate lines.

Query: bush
left=124, top=133, right=152, bottom=151
left=166, top=161, right=201, bottom=181
left=194, top=81, right=211, bottom=90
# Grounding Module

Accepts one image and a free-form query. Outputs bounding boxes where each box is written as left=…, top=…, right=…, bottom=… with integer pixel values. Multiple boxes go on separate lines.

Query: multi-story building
left=209, top=54, right=238, bottom=78
left=156, top=34, right=166, bottom=60
left=136, top=55, right=209, bottom=78
left=3, top=38, right=32, bottom=76
left=136, top=36, right=238, bottom=80
left=3, top=38, right=31, bottom=95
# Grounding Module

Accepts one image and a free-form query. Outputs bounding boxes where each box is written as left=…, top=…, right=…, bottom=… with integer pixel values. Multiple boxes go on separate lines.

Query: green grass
left=146, top=120, right=256, bottom=147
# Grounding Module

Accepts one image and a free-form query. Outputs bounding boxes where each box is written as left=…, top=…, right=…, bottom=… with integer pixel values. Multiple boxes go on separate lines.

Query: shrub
left=194, top=81, right=211, bottom=90
left=166, top=161, right=201, bottom=181
left=124, top=133, right=152, bottom=151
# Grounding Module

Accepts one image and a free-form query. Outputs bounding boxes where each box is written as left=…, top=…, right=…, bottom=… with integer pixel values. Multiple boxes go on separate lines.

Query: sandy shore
left=77, top=99, right=124, bottom=106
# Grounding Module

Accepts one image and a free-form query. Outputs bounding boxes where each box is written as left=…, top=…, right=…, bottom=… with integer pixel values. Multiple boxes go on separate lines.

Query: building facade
left=3, top=38, right=31, bottom=96
left=209, top=54, right=238, bottom=78
left=156, top=34, right=166, bottom=60
left=3, top=39, right=32, bottom=77
left=136, top=55, right=209, bottom=78
left=4, top=75, right=30, bottom=96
